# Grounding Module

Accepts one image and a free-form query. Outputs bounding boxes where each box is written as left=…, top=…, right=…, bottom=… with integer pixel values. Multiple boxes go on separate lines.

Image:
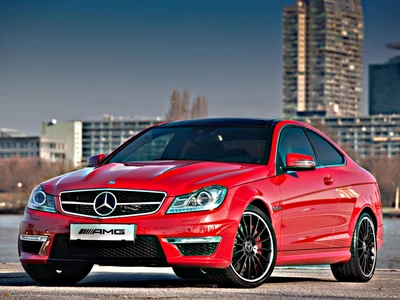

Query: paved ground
left=1, top=215, right=398, bottom=299
left=0, top=264, right=399, bottom=299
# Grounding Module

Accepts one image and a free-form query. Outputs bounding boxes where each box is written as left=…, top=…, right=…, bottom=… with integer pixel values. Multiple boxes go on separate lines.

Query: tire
left=330, top=212, right=377, bottom=282
left=22, top=262, right=93, bottom=286
left=172, top=267, right=207, bottom=279
left=206, top=205, right=277, bottom=288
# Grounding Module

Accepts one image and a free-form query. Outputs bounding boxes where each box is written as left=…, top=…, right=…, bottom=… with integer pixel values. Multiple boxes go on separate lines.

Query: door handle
left=324, top=175, right=333, bottom=185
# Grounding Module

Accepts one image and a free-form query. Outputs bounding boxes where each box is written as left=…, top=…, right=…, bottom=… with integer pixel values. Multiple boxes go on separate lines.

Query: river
left=0, top=215, right=398, bottom=269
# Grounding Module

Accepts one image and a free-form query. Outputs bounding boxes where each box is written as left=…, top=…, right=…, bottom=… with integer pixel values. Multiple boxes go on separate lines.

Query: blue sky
left=0, top=0, right=399, bottom=135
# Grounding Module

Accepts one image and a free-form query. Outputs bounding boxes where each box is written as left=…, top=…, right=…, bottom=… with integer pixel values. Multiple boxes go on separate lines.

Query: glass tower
left=283, top=0, right=364, bottom=118
left=369, top=44, right=400, bottom=115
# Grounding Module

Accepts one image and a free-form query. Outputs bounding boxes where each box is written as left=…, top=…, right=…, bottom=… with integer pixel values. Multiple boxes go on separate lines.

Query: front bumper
left=19, top=207, right=238, bottom=269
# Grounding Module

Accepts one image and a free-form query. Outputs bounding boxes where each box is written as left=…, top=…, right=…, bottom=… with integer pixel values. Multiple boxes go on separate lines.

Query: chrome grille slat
left=60, top=188, right=166, bottom=219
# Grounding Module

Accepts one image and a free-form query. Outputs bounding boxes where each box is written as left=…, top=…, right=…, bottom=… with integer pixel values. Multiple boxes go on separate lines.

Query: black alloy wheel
left=331, top=212, right=377, bottom=282
left=357, top=215, right=377, bottom=277
left=206, top=205, right=276, bottom=288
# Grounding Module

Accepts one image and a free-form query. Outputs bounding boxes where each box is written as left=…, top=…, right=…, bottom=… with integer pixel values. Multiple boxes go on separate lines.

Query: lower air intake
left=21, top=240, right=43, bottom=254
left=49, top=234, right=166, bottom=264
left=176, top=243, right=218, bottom=256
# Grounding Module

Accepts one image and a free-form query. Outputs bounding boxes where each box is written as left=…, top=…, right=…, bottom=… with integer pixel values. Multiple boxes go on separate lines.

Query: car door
left=277, top=127, right=339, bottom=251
left=304, top=129, right=353, bottom=249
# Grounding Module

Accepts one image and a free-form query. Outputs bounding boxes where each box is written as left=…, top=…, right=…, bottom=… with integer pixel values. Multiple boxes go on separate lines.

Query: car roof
left=158, top=118, right=280, bottom=128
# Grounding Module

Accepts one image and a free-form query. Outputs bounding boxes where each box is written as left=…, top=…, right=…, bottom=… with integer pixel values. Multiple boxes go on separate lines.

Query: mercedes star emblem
left=93, top=191, right=117, bottom=217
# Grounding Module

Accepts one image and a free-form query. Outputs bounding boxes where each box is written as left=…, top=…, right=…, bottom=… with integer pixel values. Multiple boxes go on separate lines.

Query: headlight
left=27, top=185, right=56, bottom=213
left=167, top=185, right=227, bottom=214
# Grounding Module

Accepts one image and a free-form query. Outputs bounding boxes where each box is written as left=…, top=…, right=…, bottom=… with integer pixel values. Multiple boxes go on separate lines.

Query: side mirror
left=283, top=153, right=316, bottom=171
left=87, top=154, right=106, bottom=167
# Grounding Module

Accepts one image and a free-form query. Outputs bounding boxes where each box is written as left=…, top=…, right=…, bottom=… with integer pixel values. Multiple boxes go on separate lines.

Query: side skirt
left=276, top=247, right=351, bottom=266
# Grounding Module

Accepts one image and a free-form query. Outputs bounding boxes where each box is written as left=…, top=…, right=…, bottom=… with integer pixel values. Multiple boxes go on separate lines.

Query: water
left=379, top=218, right=399, bottom=269
left=0, top=215, right=398, bottom=269
left=0, top=215, right=22, bottom=262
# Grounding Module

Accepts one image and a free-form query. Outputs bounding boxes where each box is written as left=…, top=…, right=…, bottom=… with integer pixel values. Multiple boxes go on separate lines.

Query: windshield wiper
left=152, top=158, right=193, bottom=161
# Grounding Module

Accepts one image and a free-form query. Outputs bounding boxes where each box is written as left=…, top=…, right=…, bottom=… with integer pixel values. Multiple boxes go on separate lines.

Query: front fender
left=228, top=179, right=282, bottom=250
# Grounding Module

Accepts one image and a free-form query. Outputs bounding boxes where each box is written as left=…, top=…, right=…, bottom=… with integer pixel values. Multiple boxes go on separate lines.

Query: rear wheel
left=22, top=262, right=93, bottom=286
left=206, top=205, right=276, bottom=288
left=330, top=212, right=377, bottom=282
left=172, top=267, right=207, bottom=279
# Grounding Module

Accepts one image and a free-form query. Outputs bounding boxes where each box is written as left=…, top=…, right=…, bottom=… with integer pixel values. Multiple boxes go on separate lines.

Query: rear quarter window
left=306, top=130, right=344, bottom=166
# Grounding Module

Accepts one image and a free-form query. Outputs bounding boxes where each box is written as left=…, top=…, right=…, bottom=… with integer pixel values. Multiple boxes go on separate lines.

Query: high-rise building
left=42, top=116, right=163, bottom=167
left=283, top=0, right=364, bottom=118
left=81, top=116, right=162, bottom=160
left=0, top=128, right=26, bottom=138
left=42, top=120, right=82, bottom=168
left=369, top=43, right=400, bottom=115
left=0, top=135, right=66, bottom=161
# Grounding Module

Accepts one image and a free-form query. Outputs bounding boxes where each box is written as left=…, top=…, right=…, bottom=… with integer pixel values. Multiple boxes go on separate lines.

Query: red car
left=19, top=118, right=384, bottom=288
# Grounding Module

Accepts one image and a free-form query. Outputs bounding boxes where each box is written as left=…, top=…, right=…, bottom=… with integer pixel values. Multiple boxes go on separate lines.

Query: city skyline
left=1, top=0, right=399, bottom=135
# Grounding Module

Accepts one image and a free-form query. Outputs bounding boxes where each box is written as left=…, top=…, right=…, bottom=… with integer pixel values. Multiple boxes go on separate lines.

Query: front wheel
left=206, top=205, right=277, bottom=288
left=22, top=262, right=93, bottom=286
left=330, top=212, right=377, bottom=282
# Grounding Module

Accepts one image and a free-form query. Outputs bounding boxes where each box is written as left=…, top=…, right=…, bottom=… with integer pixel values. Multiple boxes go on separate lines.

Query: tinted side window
left=277, top=127, right=316, bottom=170
left=306, top=130, right=344, bottom=166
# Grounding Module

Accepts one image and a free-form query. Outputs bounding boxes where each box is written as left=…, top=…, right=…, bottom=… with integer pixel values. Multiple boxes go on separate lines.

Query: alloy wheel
left=357, top=216, right=376, bottom=277
left=231, top=211, right=274, bottom=282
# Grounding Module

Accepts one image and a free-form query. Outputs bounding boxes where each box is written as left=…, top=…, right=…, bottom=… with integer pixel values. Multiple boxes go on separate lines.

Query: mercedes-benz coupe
left=18, top=118, right=383, bottom=288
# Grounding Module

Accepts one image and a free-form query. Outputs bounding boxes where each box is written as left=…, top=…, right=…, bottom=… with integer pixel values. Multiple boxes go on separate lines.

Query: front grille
left=21, top=241, right=43, bottom=254
left=60, top=189, right=166, bottom=218
left=50, top=234, right=166, bottom=262
left=176, top=243, right=218, bottom=256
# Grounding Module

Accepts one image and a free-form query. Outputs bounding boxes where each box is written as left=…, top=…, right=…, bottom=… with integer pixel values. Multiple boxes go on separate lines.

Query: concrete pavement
left=0, top=264, right=399, bottom=299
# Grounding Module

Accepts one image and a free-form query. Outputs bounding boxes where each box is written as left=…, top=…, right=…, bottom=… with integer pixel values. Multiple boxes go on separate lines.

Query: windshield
left=107, top=125, right=271, bottom=165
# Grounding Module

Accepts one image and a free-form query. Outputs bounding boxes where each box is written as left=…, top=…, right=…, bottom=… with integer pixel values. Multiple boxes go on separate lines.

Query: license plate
left=70, top=224, right=136, bottom=241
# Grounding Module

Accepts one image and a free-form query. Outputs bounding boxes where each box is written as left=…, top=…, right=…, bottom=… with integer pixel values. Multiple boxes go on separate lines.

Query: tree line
left=0, top=157, right=72, bottom=194
left=0, top=153, right=397, bottom=208
left=165, top=89, right=208, bottom=121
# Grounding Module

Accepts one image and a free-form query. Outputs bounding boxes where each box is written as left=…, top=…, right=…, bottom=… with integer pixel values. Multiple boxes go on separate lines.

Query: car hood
left=42, top=161, right=269, bottom=196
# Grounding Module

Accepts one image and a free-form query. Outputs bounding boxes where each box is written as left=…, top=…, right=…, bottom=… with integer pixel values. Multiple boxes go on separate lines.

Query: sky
left=0, top=0, right=399, bottom=135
